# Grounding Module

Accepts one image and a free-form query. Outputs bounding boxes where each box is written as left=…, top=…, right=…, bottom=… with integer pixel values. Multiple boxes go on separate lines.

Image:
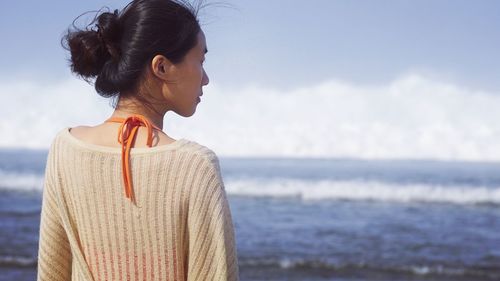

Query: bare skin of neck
left=108, top=84, right=170, bottom=131
left=107, top=74, right=172, bottom=130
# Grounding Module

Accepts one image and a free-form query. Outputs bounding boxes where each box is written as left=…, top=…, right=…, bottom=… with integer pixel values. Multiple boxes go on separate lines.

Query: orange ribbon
left=104, top=114, right=162, bottom=203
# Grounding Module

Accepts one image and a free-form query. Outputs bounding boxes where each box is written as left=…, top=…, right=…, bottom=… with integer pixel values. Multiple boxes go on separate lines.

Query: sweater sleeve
left=37, top=145, right=72, bottom=281
left=186, top=153, right=239, bottom=281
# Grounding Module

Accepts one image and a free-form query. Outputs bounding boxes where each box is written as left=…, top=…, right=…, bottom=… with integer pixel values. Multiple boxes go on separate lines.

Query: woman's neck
left=109, top=106, right=165, bottom=130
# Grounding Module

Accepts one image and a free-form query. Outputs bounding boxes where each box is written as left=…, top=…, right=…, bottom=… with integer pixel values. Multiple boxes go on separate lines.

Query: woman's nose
left=202, top=68, right=209, bottom=86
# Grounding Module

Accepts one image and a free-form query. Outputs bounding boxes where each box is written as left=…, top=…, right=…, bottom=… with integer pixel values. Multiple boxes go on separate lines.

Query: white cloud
left=2, top=74, right=499, bottom=161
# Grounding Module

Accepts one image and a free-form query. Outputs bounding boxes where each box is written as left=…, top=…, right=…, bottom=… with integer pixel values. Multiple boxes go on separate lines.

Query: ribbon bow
left=105, top=114, right=162, bottom=203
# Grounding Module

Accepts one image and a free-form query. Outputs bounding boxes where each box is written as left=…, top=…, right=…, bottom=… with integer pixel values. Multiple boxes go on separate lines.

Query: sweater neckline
left=61, top=127, right=189, bottom=155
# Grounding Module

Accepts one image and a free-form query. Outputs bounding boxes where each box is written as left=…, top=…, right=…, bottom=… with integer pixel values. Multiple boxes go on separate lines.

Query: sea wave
left=2, top=169, right=500, bottom=206
left=225, top=178, right=500, bottom=205
left=0, top=255, right=37, bottom=268
left=0, top=170, right=43, bottom=192
left=239, top=256, right=500, bottom=280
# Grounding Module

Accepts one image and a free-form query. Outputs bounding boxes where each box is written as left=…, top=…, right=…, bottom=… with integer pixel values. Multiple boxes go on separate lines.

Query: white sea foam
left=0, top=255, right=37, bottom=267
left=2, top=168, right=499, bottom=205
left=224, top=178, right=500, bottom=205
left=0, top=170, right=44, bottom=192
left=1, top=73, right=500, bottom=161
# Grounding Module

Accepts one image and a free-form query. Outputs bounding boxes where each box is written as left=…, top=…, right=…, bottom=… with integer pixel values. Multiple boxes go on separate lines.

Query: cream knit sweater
left=37, top=127, right=239, bottom=281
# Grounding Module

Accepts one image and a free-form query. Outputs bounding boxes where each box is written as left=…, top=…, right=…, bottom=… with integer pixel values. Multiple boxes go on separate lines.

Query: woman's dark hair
left=62, top=0, right=202, bottom=108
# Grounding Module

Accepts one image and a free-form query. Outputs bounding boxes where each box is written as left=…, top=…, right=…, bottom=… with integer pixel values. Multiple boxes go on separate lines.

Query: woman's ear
left=151, top=55, right=173, bottom=81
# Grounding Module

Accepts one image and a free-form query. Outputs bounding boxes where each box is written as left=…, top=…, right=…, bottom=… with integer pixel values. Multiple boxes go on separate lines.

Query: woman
left=36, top=0, right=239, bottom=280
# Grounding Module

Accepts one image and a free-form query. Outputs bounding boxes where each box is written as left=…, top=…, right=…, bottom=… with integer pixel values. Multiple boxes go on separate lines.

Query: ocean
left=1, top=149, right=499, bottom=281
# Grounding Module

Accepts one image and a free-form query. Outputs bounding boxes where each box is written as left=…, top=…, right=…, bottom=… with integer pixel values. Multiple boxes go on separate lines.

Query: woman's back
left=37, top=0, right=239, bottom=279
left=37, top=127, right=239, bottom=280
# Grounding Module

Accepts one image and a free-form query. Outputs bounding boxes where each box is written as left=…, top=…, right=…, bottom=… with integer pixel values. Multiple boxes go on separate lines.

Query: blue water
left=1, top=149, right=500, bottom=281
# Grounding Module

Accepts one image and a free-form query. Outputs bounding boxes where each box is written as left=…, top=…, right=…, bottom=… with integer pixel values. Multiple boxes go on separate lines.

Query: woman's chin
left=176, top=107, right=197, bottom=118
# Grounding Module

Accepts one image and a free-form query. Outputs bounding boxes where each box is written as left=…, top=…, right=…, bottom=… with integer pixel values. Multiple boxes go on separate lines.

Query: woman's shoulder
left=181, top=139, right=221, bottom=168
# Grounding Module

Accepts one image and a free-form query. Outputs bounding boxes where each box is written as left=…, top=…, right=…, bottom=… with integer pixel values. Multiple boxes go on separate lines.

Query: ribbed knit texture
left=37, top=127, right=239, bottom=281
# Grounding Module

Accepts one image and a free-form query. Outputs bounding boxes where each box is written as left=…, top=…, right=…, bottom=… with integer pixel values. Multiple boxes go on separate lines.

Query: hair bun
left=63, top=9, right=122, bottom=80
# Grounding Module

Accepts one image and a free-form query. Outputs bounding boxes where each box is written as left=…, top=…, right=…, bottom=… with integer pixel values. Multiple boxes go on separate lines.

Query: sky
left=1, top=0, right=499, bottom=161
